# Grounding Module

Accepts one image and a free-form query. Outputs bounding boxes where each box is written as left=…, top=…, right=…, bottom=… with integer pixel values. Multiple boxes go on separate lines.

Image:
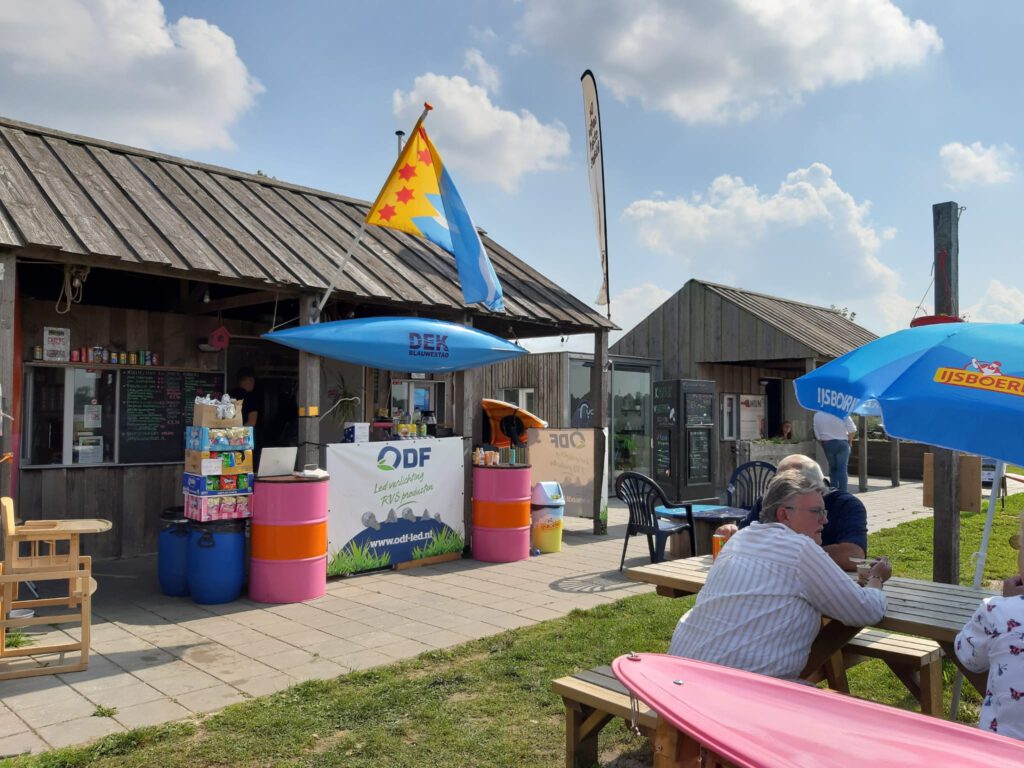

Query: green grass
left=326, top=541, right=391, bottom=577
left=412, top=527, right=464, bottom=560
left=8, top=494, right=1023, bottom=768
left=92, top=706, right=118, bottom=719
left=4, top=630, right=32, bottom=649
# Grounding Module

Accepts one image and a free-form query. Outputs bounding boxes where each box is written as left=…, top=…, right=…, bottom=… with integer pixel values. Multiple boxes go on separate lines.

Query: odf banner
left=325, top=437, right=465, bottom=576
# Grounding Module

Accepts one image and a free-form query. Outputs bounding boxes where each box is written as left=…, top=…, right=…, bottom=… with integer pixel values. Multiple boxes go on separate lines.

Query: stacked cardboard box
left=183, top=400, right=255, bottom=522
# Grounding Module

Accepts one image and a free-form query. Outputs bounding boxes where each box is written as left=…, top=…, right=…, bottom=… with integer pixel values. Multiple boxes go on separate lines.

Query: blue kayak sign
left=264, top=316, right=526, bottom=373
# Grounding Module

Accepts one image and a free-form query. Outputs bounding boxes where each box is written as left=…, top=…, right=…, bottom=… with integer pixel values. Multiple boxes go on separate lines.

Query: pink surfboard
left=612, top=653, right=1024, bottom=767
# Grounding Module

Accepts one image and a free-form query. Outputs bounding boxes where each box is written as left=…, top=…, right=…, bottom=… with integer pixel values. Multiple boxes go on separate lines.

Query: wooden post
left=0, top=254, right=14, bottom=497
left=453, top=314, right=480, bottom=547
left=590, top=329, right=609, bottom=535
left=932, top=201, right=960, bottom=584
left=297, top=294, right=321, bottom=469
left=890, top=436, right=901, bottom=487
left=857, top=415, right=868, bottom=492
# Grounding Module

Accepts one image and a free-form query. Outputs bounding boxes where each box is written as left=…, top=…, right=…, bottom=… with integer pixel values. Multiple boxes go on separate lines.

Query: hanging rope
left=55, top=265, right=89, bottom=314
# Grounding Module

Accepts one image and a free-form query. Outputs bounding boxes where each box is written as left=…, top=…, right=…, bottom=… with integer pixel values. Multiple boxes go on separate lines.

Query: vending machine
left=652, top=379, right=716, bottom=501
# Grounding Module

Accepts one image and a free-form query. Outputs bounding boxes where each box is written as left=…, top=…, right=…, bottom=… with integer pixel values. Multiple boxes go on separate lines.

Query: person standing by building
left=813, top=410, right=857, bottom=493
left=231, top=366, right=262, bottom=465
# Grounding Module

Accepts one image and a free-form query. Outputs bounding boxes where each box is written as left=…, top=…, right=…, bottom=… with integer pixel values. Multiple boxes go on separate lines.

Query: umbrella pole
left=950, top=459, right=1006, bottom=718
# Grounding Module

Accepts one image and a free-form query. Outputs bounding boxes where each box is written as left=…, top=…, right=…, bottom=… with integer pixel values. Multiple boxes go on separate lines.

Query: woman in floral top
left=955, top=517, right=1024, bottom=740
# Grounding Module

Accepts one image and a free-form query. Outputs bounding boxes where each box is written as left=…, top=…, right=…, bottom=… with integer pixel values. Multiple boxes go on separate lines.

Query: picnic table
left=624, top=555, right=994, bottom=695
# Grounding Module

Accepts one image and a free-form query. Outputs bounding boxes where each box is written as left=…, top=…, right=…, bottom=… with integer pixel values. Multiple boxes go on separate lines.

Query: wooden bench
left=552, top=665, right=659, bottom=768
left=821, top=629, right=943, bottom=716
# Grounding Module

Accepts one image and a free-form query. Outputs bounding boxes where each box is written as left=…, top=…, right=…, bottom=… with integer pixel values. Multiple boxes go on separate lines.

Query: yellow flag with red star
left=366, top=112, right=504, bottom=312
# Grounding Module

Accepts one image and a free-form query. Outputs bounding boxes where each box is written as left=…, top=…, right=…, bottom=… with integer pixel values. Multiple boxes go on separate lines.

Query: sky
left=1, top=0, right=1022, bottom=352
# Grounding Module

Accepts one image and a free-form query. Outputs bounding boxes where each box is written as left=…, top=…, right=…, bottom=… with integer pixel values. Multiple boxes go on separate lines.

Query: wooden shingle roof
left=0, top=116, right=613, bottom=334
left=701, top=281, right=877, bottom=358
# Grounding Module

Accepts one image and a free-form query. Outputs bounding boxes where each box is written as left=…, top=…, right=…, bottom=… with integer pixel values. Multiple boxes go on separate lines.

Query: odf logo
left=549, top=431, right=586, bottom=449
left=377, top=445, right=432, bottom=471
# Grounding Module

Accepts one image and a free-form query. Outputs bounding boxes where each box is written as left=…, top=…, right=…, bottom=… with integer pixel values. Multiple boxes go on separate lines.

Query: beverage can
left=119, top=352, right=127, bottom=365
left=712, top=533, right=727, bottom=560
left=145, top=351, right=152, bottom=366
left=151, top=353, right=159, bottom=366
left=129, top=352, right=138, bottom=365
left=32, top=345, right=42, bottom=361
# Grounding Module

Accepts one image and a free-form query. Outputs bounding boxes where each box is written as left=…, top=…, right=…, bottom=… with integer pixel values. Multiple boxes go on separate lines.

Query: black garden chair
left=615, top=471, right=717, bottom=571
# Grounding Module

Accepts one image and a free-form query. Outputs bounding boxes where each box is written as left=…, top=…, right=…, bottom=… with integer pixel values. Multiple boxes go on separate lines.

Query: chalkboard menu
left=118, top=369, right=224, bottom=464
left=685, top=393, right=714, bottom=427
left=655, top=428, right=672, bottom=482
left=687, top=429, right=711, bottom=483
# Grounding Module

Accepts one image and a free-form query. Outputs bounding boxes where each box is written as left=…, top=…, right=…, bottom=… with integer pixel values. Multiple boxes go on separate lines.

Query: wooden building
left=611, top=279, right=876, bottom=489
left=0, top=115, right=614, bottom=558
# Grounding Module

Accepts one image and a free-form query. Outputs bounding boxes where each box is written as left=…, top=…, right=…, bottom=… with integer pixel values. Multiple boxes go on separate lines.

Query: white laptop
left=257, top=447, right=298, bottom=477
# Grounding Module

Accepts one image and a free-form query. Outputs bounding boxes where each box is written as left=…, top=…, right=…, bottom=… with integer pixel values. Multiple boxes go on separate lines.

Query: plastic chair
left=615, top=472, right=695, bottom=571
left=726, top=461, right=778, bottom=511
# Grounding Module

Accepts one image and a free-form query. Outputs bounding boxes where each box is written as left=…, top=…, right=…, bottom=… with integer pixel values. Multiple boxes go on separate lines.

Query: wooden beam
left=297, top=294, right=321, bottom=469
left=194, top=290, right=282, bottom=314
left=932, top=201, right=960, bottom=584
left=591, top=329, right=609, bottom=535
left=0, top=254, right=14, bottom=496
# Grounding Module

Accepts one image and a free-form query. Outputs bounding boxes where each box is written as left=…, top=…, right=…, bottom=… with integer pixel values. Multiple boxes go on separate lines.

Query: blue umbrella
left=794, top=322, right=1024, bottom=467
left=795, top=321, right=1024, bottom=716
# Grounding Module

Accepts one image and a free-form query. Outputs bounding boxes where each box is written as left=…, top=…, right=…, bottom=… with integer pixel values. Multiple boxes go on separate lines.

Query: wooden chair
left=0, top=497, right=109, bottom=679
left=725, top=461, right=777, bottom=510
left=0, top=556, right=96, bottom=680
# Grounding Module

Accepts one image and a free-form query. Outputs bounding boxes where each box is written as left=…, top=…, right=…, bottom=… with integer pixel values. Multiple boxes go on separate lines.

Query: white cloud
left=393, top=74, right=570, bottom=192
left=939, top=141, right=1017, bottom=186
left=464, top=48, right=501, bottom=94
left=0, top=0, right=262, bottom=151
left=623, top=162, right=915, bottom=331
left=520, top=0, right=941, bottom=123
left=964, top=281, right=1024, bottom=323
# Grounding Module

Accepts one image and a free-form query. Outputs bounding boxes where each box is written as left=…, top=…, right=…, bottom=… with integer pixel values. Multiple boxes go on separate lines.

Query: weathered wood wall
left=17, top=300, right=269, bottom=557
left=21, top=299, right=235, bottom=370
left=18, top=464, right=182, bottom=558
left=475, top=351, right=568, bottom=428
left=612, top=282, right=821, bottom=491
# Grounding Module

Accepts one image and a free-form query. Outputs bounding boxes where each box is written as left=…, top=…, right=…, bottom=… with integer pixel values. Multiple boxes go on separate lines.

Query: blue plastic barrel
left=187, top=519, right=245, bottom=605
left=158, top=507, right=190, bottom=597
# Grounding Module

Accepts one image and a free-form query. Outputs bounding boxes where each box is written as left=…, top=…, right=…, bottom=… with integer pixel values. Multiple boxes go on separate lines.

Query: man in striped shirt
left=668, top=470, right=889, bottom=681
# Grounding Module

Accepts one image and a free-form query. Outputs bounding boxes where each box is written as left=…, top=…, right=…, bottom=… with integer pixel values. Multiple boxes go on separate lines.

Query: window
left=496, top=387, right=535, bottom=413
left=391, top=379, right=445, bottom=423
left=25, top=366, right=117, bottom=465
left=720, top=394, right=739, bottom=440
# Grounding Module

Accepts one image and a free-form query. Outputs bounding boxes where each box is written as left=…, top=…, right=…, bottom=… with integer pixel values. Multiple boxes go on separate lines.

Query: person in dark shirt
left=717, top=454, right=867, bottom=571
left=230, top=366, right=262, bottom=466
left=230, top=367, right=260, bottom=429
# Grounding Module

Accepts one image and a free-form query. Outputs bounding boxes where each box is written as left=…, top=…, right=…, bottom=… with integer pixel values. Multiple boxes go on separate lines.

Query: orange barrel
left=250, top=476, right=328, bottom=603
left=472, top=464, right=531, bottom=562
left=472, top=498, right=531, bottom=528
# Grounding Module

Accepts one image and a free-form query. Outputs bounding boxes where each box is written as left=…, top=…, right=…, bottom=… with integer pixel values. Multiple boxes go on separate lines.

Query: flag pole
left=314, top=103, right=434, bottom=319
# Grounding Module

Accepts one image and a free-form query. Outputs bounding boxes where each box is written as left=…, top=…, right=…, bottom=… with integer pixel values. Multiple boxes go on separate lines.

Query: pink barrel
left=249, top=477, right=328, bottom=603
left=472, top=465, right=532, bottom=501
left=473, top=465, right=531, bottom=563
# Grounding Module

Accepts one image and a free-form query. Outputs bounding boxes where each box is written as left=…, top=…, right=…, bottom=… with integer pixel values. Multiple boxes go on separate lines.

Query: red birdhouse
left=207, top=325, right=231, bottom=350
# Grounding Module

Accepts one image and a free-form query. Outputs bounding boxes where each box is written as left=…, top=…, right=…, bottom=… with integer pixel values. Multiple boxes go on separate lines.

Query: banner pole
left=314, top=103, right=433, bottom=320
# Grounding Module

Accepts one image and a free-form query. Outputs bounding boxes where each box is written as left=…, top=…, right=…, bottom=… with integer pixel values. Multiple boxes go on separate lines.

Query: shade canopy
left=263, top=316, right=528, bottom=372
left=794, top=322, right=1024, bottom=466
